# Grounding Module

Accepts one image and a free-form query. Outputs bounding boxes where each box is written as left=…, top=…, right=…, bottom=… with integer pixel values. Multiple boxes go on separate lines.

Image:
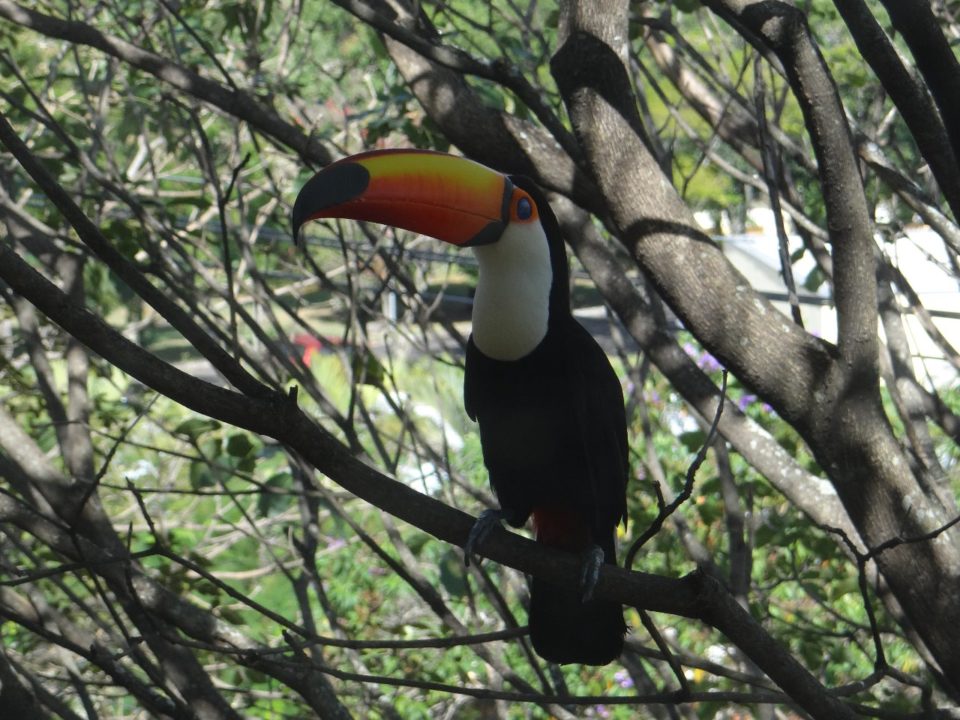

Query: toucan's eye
left=511, top=191, right=537, bottom=223
left=517, top=197, right=532, bottom=220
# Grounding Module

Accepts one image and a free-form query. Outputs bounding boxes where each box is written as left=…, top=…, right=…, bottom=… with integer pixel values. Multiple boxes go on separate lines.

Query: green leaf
left=438, top=548, right=468, bottom=597
left=226, top=433, right=256, bottom=458
left=199, top=438, right=222, bottom=460
left=828, top=576, right=861, bottom=601
left=678, top=429, right=706, bottom=452
left=189, top=461, right=216, bottom=489
left=406, top=531, right=430, bottom=556
left=103, top=218, right=141, bottom=260
left=175, top=418, right=221, bottom=439
left=257, top=472, right=293, bottom=517
left=352, top=351, right=385, bottom=388
left=218, top=607, right=246, bottom=625
left=804, top=267, right=825, bottom=292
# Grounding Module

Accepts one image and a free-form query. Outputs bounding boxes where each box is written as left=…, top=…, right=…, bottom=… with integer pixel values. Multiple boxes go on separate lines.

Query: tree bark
left=552, top=0, right=960, bottom=693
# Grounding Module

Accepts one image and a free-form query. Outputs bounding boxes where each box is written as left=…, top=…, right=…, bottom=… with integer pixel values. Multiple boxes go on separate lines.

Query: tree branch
left=0, top=225, right=860, bottom=720
left=876, top=0, right=960, bottom=183
left=832, top=0, right=960, bottom=221
left=0, top=108, right=273, bottom=400
left=329, top=0, right=582, bottom=166
left=708, top=0, right=877, bottom=371
left=0, top=0, right=331, bottom=166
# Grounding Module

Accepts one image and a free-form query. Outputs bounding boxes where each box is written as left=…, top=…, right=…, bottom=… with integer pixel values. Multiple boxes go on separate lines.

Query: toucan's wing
left=464, top=338, right=480, bottom=422
left=563, top=319, right=629, bottom=545
left=463, top=326, right=627, bottom=537
left=462, top=336, right=544, bottom=526
left=526, top=318, right=629, bottom=665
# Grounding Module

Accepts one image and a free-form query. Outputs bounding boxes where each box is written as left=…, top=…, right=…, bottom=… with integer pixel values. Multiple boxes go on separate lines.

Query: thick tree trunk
left=551, top=0, right=960, bottom=694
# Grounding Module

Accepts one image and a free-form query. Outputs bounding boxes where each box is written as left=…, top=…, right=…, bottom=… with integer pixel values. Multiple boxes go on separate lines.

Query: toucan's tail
left=528, top=509, right=626, bottom=665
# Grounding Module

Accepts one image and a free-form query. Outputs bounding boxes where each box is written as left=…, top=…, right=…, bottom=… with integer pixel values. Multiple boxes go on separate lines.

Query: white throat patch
left=470, top=221, right=552, bottom=361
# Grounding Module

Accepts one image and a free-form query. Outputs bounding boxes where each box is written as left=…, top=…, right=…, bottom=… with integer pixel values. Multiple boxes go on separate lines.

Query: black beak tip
left=291, top=211, right=305, bottom=248
left=290, top=161, right=372, bottom=245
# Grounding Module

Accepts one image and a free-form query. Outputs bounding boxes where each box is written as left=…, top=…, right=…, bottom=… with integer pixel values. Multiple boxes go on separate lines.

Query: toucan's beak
left=292, top=149, right=511, bottom=247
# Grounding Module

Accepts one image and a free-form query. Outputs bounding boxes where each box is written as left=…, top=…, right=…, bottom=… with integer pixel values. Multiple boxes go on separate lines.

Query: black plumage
left=464, top=178, right=628, bottom=665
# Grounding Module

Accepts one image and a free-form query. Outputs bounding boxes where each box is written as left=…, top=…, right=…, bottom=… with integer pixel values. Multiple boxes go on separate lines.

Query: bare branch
left=833, top=0, right=960, bottom=221
left=0, top=0, right=331, bottom=166
left=625, top=370, right=728, bottom=568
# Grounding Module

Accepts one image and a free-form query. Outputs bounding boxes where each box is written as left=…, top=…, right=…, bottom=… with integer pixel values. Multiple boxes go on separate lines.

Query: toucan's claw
left=580, top=545, right=606, bottom=602
left=464, top=509, right=506, bottom=567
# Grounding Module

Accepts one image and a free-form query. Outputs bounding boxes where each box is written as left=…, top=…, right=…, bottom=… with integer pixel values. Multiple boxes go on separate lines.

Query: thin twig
left=626, top=370, right=728, bottom=569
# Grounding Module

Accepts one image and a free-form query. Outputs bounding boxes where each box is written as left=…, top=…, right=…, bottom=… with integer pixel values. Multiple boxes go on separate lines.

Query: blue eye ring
left=516, top=196, right=533, bottom=220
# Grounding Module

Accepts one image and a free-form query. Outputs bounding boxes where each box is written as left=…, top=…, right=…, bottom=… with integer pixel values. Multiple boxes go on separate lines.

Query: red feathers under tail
left=529, top=508, right=625, bottom=665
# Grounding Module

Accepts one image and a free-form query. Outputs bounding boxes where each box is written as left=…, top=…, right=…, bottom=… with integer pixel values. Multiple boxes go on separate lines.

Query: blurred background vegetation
left=0, top=1, right=958, bottom=718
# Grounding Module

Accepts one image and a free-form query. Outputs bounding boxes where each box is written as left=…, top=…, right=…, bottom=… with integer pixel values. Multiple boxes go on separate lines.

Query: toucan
left=292, top=149, right=627, bottom=665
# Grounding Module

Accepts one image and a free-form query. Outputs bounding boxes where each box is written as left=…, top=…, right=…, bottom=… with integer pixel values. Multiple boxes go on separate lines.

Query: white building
left=701, top=207, right=960, bottom=388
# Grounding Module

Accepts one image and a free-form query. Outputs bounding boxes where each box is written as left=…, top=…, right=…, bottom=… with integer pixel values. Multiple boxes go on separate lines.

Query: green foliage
left=1, top=1, right=955, bottom=717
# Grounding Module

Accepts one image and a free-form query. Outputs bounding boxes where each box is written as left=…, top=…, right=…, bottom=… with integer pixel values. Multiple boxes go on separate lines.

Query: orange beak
left=292, top=149, right=511, bottom=247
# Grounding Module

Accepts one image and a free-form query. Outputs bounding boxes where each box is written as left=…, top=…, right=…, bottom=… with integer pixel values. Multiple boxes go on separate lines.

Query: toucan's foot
left=580, top=545, right=606, bottom=602
left=464, top=509, right=506, bottom=567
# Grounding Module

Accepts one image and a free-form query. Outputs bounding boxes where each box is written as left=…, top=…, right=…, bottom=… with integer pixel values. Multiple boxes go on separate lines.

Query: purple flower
left=682, top=342, right=723, bottom=372
left=698, top=352, right=722, bottom=372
